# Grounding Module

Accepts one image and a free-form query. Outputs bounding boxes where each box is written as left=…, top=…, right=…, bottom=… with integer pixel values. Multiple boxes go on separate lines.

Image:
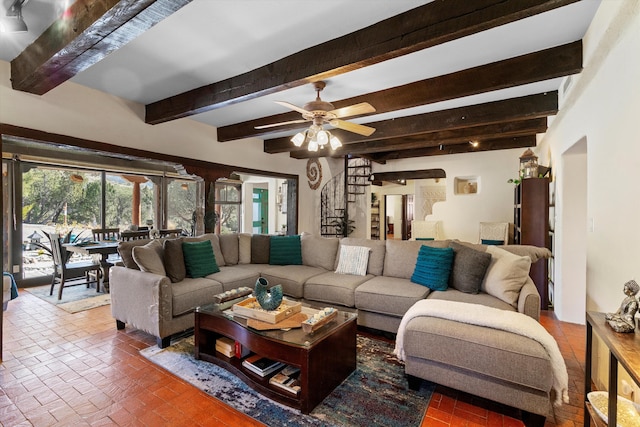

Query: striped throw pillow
left=335, top=245, right=371, bottom=276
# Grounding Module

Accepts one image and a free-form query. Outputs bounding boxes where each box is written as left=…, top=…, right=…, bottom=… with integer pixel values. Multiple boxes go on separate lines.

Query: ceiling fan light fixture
left=308, top=139, right=319, bottom=152
left=330, top=135, right=342, bottom=150
left=316, top=130, right=330, bottom=147
left=291, top=132, right=305, bottom=147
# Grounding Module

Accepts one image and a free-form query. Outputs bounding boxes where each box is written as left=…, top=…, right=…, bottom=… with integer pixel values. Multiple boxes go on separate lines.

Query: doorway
left=385, top=194, right=414, bottom=240
left=252, top=188, right=268, bottom=234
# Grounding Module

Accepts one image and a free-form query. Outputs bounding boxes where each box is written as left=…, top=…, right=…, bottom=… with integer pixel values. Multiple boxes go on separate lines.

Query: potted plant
left=331, top=216, right=355, bottom=237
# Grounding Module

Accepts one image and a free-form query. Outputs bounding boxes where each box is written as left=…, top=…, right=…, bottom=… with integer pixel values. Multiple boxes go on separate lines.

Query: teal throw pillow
left=269, top=235, right=302, bottom=265
left=182, top=240, right=220, bottom=278
left=410, top=245, right=454, bottom=291
left=481, top=239, right=504, bottom=245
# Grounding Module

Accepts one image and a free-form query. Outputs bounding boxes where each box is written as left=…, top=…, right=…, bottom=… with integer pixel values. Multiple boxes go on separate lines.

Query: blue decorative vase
left=254, top=277, right=283, bottom=311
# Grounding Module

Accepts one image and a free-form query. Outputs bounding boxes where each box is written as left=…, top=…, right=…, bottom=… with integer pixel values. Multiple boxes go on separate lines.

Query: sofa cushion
left=453, top=240, right=551, bottom=263
left=163, top=237, right=186, bottom=283
left=482, top=246, right=532, bottom=308
left=182, top=240, right=220, bottom=278
left=118, top=239, right=153, bottom=270
left=427, top=288, right=516, bottom=312
left=132, top=239, right=166, bottom=276
left=206, top=266, right=260, bottom=292
left=260, top=265, right=326, bottom=298
left=383, top=239, right=449, bottom=279
left=355, top=276, right=431, bottom=317
left=335, top=238, right=386, bottom=276
left=411, top=245, right=454, bottom=291
left=335, top=245, right=370, bottom=276
left=301, top=234, right=339, bottom=270
left=239, top=233, right=252, bottom=264
left=304, top=271, right=372, bottom=307
left=219, top=233, right=239, bottom=265
left=251, top=235, right=271, bottom=264
left=449, top=241, right=492, bottom=294
left=269, top=235, right=302, bottom=265
left=171, top=277, right=223, bottom=317
left=403, top=316, right=552, bottom=392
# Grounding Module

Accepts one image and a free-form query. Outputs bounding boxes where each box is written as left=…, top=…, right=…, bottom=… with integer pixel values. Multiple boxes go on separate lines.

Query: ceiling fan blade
left=329, top=119, right=376, bottom=136
left=329, top=102, right=376, bottom=119
left=275, top=101, right=309, bottom=115
left=254, top=119, right=307, bottom=130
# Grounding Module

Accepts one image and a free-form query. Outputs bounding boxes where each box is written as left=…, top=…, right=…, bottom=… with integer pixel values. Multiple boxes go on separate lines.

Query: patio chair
left=49, top=234, right=102, bottom=300
left=92, top=228, right=120, bottom=241
left=158, top=229, right=183, bottom=238
left=120, top=230, right=150, bottom=241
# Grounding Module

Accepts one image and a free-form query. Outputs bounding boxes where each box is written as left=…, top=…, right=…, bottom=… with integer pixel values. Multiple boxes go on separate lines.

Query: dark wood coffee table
left=194, top=302, right=357, bottom=414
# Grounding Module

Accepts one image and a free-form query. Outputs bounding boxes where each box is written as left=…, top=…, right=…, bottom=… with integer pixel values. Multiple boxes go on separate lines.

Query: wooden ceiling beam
left=291, top=118, right=548, bottom=159
left=368, top=169, right=447, bottom=184
left=11, top=0, right=192, bottom=95
left=218, top=41, right=581, bottom=142
left=370, top=136, right=537, bottom=161
left=265, top=92, right=557, bottom=154
left=145, top=0, right=578, bottom=125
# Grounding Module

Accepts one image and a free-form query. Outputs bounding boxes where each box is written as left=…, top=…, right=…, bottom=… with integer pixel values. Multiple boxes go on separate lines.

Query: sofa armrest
left=517, top=278, right=541, bottom=321
left=109, top=266, right=173, bottom=337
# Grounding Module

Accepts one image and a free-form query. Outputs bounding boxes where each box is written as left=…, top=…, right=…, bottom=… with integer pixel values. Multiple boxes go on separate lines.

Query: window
left=214, top=181, right=242, bottom=234
left=167, top=179, right=197, bottom=234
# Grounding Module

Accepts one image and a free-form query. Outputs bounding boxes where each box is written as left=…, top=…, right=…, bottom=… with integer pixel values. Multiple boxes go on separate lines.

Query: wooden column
left=122, top=175, right=149, bottom=226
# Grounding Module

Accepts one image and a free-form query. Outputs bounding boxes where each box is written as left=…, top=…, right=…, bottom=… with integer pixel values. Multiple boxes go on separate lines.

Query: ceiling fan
left=255, top=81, right=376, bottom=151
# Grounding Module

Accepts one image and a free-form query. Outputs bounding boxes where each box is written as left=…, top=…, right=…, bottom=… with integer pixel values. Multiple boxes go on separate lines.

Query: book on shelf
left=215, top=337, right=250, bottom=358
left=269, top=365, right=301, bottom=395
left=215, top=337, right=234, bottom=358
left=234, top=341, right=250, bottom=358
left=242, top=354, right=285, bottom=377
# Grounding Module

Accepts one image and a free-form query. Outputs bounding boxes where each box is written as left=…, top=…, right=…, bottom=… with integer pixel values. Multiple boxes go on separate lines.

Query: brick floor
left=1, top=291, right=585, bottom=426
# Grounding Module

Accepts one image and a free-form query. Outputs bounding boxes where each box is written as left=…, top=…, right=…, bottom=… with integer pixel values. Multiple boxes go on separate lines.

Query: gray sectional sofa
left=109, top=232, right=555, bottom=424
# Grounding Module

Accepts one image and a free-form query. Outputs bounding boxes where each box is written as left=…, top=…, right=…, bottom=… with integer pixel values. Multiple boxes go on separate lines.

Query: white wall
left=537, top=1, right=640, bottom=324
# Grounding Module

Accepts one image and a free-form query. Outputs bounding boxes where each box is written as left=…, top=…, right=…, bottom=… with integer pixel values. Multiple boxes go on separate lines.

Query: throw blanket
left=393, top=299, right=569, bottom=406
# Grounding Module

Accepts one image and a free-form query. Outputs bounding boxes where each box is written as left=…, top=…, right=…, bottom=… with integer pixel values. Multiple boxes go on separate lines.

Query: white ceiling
left=1, top=0, right=602, bottom=142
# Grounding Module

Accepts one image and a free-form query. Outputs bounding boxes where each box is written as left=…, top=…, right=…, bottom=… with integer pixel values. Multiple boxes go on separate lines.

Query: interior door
left=402, top=194, right=414, bottom=240
left=252, top=189, right=268, bottom=234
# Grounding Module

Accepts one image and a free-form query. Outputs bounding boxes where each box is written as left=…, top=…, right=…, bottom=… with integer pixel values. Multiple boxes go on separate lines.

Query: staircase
left=320, top=158, right=371, bottom=237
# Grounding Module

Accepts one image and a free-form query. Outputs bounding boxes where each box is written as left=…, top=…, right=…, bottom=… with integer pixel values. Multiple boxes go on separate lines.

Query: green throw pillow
left=410, top=245, right=454, bottom=291
left=269, top=235, right=302, bottom=265
left=182, top=240, right=220, bottom=278
left=481, top=239, right=504, bottom=245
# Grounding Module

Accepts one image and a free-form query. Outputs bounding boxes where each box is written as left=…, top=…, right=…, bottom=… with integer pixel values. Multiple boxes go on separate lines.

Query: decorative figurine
left=605, top=280, right=640, bottom=333
left=254, top=277, right=283, bottom=311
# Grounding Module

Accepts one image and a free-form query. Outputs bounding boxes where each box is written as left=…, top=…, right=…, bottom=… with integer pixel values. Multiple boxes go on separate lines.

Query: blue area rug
left=140, top=334, right=434, bottom=427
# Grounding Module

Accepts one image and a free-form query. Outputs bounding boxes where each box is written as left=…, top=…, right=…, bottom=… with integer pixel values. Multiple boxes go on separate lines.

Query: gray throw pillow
left=163, top=238, right=186, bottom=283
left=251, top=234, right=271, bottom=264
left=449, top=241, right=492, bottom=294
left=132, top=239, right=166, bottom=276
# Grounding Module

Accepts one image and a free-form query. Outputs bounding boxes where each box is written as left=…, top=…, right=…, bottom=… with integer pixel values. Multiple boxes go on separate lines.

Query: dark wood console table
left=585, top=311, right=640, bottom=426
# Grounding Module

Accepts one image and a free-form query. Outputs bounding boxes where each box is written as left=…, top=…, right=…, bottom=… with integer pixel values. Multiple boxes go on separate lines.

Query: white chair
left=411, top=220, right=443, bottom=240
left=479, top=222, right=510, bottom=245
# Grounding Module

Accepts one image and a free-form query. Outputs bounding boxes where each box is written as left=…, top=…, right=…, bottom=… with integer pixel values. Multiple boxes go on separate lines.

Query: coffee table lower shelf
left=194, top=308, right=357, bottom=414
left=198, top=352, right=302, bottom=408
